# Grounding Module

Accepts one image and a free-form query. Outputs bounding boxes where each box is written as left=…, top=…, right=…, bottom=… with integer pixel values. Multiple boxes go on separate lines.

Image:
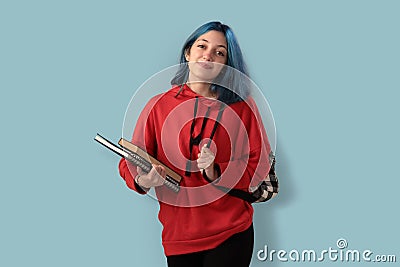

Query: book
left=94, top=133, right=181, bottom=192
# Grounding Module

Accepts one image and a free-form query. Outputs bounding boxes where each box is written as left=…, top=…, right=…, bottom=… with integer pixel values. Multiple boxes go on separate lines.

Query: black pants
left=167, top=224, right=254, bottom=267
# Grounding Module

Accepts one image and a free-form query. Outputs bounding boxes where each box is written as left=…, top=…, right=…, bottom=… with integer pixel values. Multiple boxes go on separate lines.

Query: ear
left=184, top=49, right=190, bottom=61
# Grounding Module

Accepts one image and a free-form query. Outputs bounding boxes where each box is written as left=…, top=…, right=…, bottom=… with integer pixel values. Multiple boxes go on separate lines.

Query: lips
left=197, top=61, right=213, bottom=69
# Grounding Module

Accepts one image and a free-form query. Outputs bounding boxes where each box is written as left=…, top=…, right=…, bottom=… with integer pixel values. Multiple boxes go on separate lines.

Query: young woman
left=119, top=21, right=277, bottom=267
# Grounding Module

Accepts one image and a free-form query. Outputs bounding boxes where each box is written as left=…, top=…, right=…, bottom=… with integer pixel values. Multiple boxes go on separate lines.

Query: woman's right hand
left=136, top=165, right=166, bottom=188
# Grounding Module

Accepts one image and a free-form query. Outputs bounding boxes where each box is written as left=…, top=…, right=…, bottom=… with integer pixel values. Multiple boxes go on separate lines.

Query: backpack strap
left=204, top=103, right=279, bottom=203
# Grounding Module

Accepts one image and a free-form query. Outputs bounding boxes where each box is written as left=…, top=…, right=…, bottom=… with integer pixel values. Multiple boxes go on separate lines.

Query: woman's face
left=186, top=30, right=228, bottom=82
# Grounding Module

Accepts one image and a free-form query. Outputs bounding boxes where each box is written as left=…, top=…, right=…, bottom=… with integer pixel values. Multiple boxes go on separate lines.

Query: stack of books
left=94, top=134, right=181, bottom=192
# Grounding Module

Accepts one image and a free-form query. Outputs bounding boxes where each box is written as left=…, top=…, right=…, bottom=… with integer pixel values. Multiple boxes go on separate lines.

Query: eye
left=216, top=51, right=225, bottom=57
left=197, top=44, right=205, bottom=49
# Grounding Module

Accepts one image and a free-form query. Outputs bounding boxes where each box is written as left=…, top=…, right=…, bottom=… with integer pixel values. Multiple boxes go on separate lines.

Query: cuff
left=202, top=164, right=222, bottom=184
left=134, top=175, right=149, bottom=194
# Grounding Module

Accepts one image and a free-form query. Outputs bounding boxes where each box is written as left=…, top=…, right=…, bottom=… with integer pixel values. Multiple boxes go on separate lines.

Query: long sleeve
left=118, top=159, right=147, bottom=194
left=118, top=95, right=160, bottom=194
left=208, top=98, right=273, bottom=194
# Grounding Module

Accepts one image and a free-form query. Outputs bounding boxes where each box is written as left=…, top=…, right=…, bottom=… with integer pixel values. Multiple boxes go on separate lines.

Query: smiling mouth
left=197, top=62, right=213, bottom=69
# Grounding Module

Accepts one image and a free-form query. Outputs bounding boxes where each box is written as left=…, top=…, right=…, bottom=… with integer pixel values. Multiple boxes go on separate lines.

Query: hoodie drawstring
left=185, top=97, right=225, bottom=176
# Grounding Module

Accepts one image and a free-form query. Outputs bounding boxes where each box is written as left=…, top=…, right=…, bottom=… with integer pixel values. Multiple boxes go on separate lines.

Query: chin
left=189, top=64, right=222, bottom=82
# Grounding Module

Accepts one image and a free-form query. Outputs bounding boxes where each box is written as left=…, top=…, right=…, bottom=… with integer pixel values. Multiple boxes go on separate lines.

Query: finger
left=202, top=146, right=214, bottom=156
left=137, top=166, right=145, bottom=175
left=154, top=165, right=162, bottom=175
left=199, top=155, right=213, bottom=162
left=159, top=166, right=166, bottom=178
left=198, top=156, right=211, bottom=163
left=197, top=160, right=208, bottom=169
left=197, top=158, right=206, bottom=165
left=154, top=165, right=166, bottom=178
left=152, top=164, right=161, bottom=173
left=150, top=165, right=160, bottom=178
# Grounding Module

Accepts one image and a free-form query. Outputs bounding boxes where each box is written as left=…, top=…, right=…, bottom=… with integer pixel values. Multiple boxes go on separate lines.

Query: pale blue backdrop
left=1, top=0, right=399, bottom=266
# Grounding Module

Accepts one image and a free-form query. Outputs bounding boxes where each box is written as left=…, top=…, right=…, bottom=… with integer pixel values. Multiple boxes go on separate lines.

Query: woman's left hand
left=197, top=144, right=217, bottom=180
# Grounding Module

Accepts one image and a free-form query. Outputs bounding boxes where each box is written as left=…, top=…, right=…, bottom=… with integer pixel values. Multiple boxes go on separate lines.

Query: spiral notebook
left=94, top=133, right=181, bottom=192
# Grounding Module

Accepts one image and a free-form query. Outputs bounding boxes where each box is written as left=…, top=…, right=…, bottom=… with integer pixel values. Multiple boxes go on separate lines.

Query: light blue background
left=1, top=0, right=399, bottom=266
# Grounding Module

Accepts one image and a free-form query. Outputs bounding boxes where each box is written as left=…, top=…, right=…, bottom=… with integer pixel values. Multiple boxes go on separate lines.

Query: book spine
left=124, top=150, right=152, bottom=172
left=163, top=180, right=180, bottom=193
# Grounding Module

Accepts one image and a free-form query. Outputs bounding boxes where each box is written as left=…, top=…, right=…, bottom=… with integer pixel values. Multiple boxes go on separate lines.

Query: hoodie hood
left=168, top=84, right=223, bottom=109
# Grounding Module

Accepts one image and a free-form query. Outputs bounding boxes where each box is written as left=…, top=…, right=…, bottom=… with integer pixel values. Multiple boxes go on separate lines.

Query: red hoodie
left=119, top=84, right=271, bottom=256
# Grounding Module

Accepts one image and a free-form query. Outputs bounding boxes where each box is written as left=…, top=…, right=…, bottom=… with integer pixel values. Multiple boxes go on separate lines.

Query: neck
left=186, top=81, right=216, bottom=98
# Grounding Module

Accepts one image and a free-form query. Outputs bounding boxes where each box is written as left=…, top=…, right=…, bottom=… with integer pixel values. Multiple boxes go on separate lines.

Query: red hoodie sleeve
left=212, top=98, right=271, bottom=192
left=118, top=95, right=160, bottom=194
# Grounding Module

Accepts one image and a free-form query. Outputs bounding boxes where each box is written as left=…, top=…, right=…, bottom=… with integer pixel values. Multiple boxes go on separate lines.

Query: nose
left=202, top=51, right=212, bottom=61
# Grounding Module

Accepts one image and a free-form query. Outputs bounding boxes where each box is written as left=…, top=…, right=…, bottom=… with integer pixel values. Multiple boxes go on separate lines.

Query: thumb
left=137, top=166, right=145, bottom=175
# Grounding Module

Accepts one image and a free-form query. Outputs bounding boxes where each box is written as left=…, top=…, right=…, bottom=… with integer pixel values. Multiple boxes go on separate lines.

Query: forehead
left=195, top=30, right=227, bottom=47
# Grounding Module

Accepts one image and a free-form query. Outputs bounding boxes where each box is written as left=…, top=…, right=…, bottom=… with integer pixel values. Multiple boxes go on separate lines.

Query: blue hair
left=171, top=21, right=250, bottom=104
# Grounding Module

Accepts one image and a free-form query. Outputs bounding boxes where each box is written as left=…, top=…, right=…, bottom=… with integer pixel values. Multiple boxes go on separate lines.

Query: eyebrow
left=197, top=39, right=227, bottom=50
